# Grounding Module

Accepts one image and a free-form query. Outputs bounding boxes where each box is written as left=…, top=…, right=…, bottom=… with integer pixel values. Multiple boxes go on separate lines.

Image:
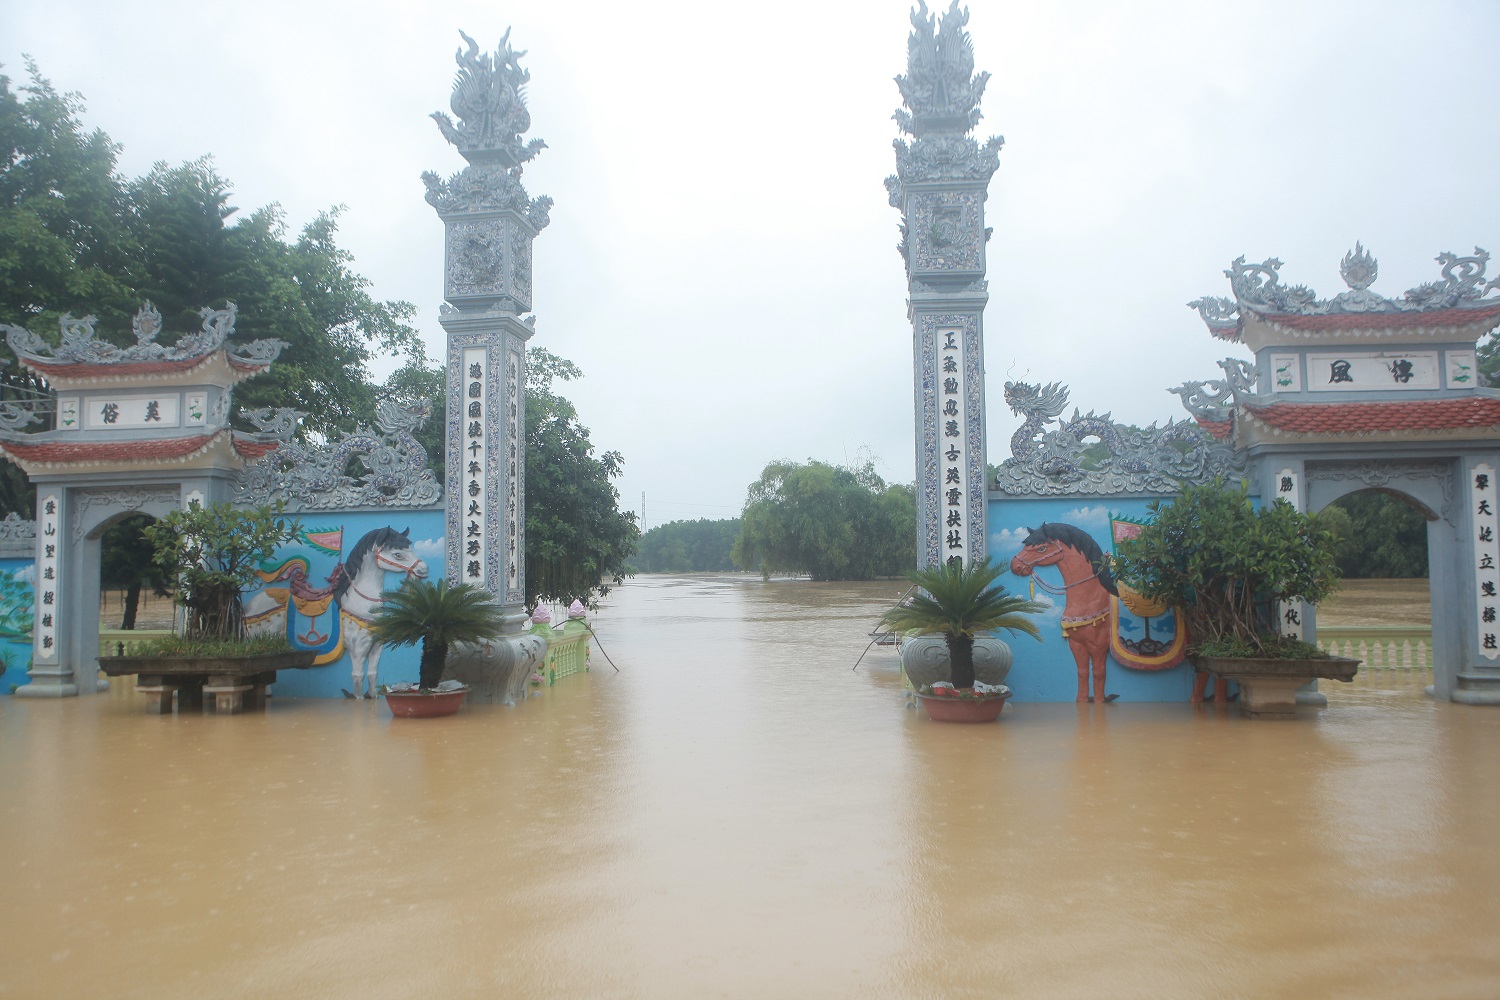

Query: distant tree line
left=732, top=459, right=915, bottom=580
left=628, top=518, right=742, bottom=574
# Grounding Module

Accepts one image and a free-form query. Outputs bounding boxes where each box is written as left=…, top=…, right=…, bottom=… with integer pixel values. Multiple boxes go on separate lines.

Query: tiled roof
left=20, top=356, right=211, bottom=379
left=1193, top=414, right=1233, bottom=440
left=0, top=432, right=220, bottom=465
left=231, top=435, right=281, bottom=459
left=1252, top=302, right=1500, bottom=332
left=1243, top=397, right=1500, bottom=435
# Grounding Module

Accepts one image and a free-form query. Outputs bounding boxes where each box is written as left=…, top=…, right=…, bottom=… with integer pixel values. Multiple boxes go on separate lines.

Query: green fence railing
left=528, top=619, right=591, bottom=685
left=98, top=629, right=173, bottom=657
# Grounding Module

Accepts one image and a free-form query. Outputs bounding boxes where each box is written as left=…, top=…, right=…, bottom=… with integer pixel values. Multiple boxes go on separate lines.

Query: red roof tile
left=0, top=432, right=220, bottom=464
left=1194, top=414, right=1233, bottom=440
left=1244, top=397, right=1500, bottom=435
left=1253, top=302, right=1500, bottom=332
left=231, top=436, right=281, bottom=459
left=19, top=356, right=210, bottom=379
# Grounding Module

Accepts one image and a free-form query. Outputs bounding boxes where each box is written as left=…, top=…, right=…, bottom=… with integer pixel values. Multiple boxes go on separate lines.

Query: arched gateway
left=1174, top=246, right=1500, bottom=705
left=0, top=304, right=287, bottom=696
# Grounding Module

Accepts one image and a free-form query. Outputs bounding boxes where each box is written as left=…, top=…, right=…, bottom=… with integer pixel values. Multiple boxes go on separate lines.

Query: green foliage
left=1112, top=479, right=1342, bottom=658
left=99, top=513, right=170, bottom=629
left=369, top=578, right=508, bottom=689
left=124, top=634, right=295, bottom=658
left=143, top=502, right=300, bottom=643
left=523, top=347, right=639, bottom=609
left=732, top=460, right=916, bottom=580
left=879, top=559, right=1046, bottom=689
left=1193, top=634, right=1330, bottom=660
left=630, top=518, right=742, bottom=573
left=0, top=568, right=32, bottom=639
left=0, top=63, right=427, bottom=520
left=1318, top=491, right=1429, bottom=578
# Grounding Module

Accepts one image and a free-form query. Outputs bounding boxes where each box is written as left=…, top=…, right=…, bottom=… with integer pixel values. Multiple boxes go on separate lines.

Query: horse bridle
left=345, top=547, right=422, bottom=604
left=1014, top=541, right=1103, bottom=594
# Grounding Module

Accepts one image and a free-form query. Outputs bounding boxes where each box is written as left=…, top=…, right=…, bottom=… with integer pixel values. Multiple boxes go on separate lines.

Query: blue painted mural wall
left=0, top=556, right=34, bottom=695
left=988, top=496, right=1193, bottom=703
left=244, top=509, right=446, bottom=699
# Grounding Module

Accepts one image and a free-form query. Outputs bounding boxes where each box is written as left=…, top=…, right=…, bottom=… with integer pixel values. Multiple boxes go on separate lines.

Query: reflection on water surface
left=3, top=574, right=1497, bottom=998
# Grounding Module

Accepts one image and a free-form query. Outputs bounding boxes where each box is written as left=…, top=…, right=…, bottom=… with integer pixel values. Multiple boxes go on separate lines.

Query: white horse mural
left=332, top=527, right=428, bottom=698
left=245, top=526, right=429, bottom=698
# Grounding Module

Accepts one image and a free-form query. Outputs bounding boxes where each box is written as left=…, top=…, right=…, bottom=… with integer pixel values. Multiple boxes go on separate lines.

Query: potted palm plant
left=879, top=559, right=1046, bottom=723
left=368, top=578, right=508, bottom=718
left=1111, top=478, right=1357, bottom=718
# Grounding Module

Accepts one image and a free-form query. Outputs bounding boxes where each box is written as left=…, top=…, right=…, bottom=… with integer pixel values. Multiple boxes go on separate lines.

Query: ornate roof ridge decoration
left=895, top=1, right=992, bottom=137
left=432, top=29, right=544, bottom=166
left=995, top=379, right=1245, bottom=497
left=422, top=29, right=553, bottom=229
left=1190, top=246, right=1500, bottom=340
left=885, top=1, right=1004, bottom=207
left=2, top=302, right=287, bottom=370
left=232, top=400, right=442, bottom=509
left=1169, top=358, right=1259, bottom=420
left=0, top=511, right=36, bottom=544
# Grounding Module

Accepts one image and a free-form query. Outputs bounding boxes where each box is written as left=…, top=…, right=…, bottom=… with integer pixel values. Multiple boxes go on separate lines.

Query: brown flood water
left=4, top=573, right=1499, bottom=999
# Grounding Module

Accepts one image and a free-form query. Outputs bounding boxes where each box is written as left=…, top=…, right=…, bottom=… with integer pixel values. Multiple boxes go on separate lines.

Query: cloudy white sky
left=5, top=1, right=1499, bottom=528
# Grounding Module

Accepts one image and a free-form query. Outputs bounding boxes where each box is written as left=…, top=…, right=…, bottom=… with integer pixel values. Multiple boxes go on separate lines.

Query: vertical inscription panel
left=504, top=347, right=523, bottom=603
left=1471, top=462, right=1500, bottom=661
left=461, top=347, right=489, bottom=590
left=935, top=325, right=968, bottom=565
left=1272, top=467, right=1305, bottom=641
left=34, top=493, right=60, bottom=665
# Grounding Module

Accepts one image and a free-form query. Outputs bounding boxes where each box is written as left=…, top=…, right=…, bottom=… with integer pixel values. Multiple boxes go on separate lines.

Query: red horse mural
left=1010, top=522, right=1118, bottom=703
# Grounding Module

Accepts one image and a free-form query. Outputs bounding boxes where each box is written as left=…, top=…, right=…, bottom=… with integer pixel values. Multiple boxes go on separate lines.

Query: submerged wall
left=242, top=508, right=446, bottom=699
left=0, top=554, right=33, bottom=694
left=988, top=493, right=1260, bottom=703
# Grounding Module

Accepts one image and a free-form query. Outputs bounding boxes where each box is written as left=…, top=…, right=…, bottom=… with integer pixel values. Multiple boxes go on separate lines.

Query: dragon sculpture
left=233, top=400, right=442, bottom=509
left=996, top=380, right=1244, bottom=496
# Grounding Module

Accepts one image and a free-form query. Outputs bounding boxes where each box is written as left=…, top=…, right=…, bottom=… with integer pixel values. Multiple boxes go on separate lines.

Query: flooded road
left=3, top=573, right=1498, bottom=998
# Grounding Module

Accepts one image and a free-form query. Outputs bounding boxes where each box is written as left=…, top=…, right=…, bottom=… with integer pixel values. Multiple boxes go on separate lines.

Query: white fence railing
left=1316, top=626, right=1432, bottom=671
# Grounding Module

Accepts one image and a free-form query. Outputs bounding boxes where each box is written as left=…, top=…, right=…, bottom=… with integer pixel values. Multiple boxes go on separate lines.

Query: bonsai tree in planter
left=1111, top=479, right=1342, bottom=659
left=880, top=558, right=1046, bottom=691
left=143, top=501, right=301, bottom=646
left=369, top=578, right=508, bottom=690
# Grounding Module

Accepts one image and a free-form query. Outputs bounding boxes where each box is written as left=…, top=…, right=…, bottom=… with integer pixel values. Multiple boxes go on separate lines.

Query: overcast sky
left=5, top=1, right=1499, bottom=528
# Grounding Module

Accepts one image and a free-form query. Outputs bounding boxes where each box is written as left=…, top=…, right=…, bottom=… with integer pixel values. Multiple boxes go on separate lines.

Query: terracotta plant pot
left=915, top=690, right=1010, bottom=723
left=384, top=687, right=470, bottom=718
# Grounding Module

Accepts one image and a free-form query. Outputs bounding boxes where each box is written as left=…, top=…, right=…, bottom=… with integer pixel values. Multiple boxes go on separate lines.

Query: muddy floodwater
left=3, top=574, right=1498, bottom=998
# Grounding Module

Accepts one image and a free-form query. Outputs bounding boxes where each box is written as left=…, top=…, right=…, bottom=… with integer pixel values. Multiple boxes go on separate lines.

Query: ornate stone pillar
left=886, top=1, right=1002, bottom=571
left=424, top=29, right=549, bottom=700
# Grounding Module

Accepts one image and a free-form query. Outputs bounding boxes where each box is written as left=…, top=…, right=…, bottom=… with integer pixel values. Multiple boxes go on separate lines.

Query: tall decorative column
left=886, top=1, right=1002, bottom=571
left=423, top=29, right=550, bottom=701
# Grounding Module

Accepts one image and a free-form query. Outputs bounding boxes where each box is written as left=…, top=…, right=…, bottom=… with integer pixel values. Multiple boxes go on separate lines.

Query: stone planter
left=914, top=690, right=1010, bottom=723
left=900, top=635, right=1014, bottom=690
left=97, top=650, right=318, bottom=714
left=1191, top=655, right=1360, bottom=719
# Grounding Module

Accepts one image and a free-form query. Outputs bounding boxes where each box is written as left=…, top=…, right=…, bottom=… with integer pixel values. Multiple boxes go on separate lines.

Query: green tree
left=1323, top=491, right=1428, bottom=579
left=99, top=513, right=170, bottom=630
left=144, top=501, right=300, bottom=642
left=0, top=64, right=428, bottom=519
left=523, top=347, right=638, bottom=609
left=732, top=459, right=916, bottom=580
left=1113, top=480, right=1342, bottom=657
left=630, top=518, right=742, bottom=573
